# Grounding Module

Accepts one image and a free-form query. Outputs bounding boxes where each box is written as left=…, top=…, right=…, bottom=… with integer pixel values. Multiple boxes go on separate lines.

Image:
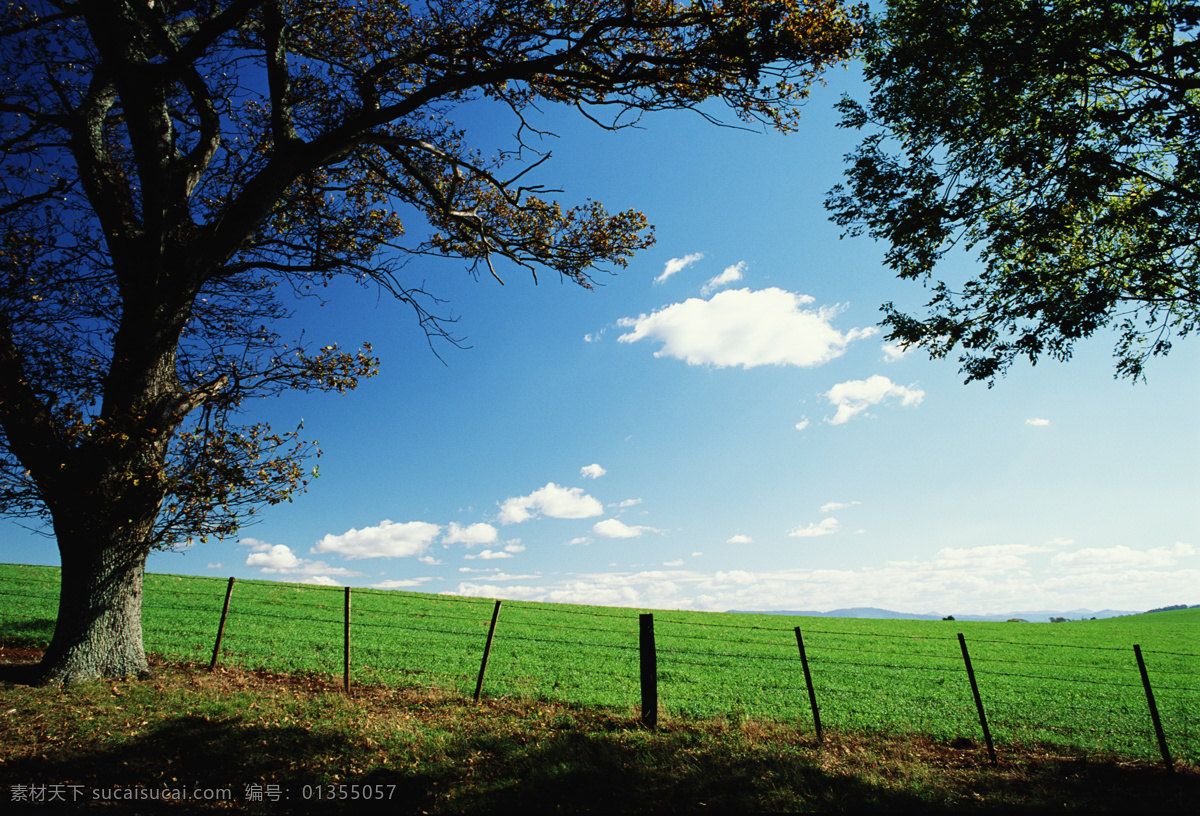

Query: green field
left=2, top=563, right=1196, bottom=765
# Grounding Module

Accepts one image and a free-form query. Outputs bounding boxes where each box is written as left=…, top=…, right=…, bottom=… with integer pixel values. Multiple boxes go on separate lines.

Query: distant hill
left=731, top=606, right=1143, bottom=622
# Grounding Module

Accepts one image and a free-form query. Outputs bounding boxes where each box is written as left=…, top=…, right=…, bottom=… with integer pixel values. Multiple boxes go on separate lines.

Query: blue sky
left=5, top=65, right=1199, bottom=616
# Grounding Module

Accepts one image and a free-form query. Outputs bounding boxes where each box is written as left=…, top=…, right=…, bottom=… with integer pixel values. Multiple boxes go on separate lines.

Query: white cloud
left=465, top=549, right=514, bottom=560
left=820, top=500, right=860, bottom=513
left=504, top=543, right=526, bottom=553
left=442, top=522, right=498, bottom=546
left=701, top=261, right=746, bottom=295
left=618, top=288, right=877, bottom=369
left=418, top=555, right=443, bottom=566
left=312, top=520, right=442, bottom=559
left=498, top=482, right=605, bottom=524
left=1026, top=418, right=1051, bottom=427
left=882, top=342, right=914, bottom=362
left=453, top=582, right=544, bottom=600
left=616, top=498, right=642, bottom=508
left=726, top=534, right=753, bottom=544
left=788, top=518, right=841, bottom=538
left=593, top=518, right=647, bottom=538
left=206, top=563, right=223, bottom=569
left=933, top=543, right=1048, bottom=572
left=244, top=542, right=301, bottom=571
left=794, top=418, right=810, bottom=431
left=714, top=569, right=757, bottom=585
left=442, top=540, right=1200, bottom=614
left=1051, top=542, right=1196, bottom=570
left=566, top=536, right=591, bottom=545
left=824, top=375, right=925, bottom=424
left=239, top=539, right=359, bottom=577
left=664, top=559, right=685, bottom=567
left=301, top=576, right=341, bottom=586
left=372, top=578, right=433, bottom=589
left=580, top=463, right=606, bottom=479
left=654, top=252, right=704, bottom=284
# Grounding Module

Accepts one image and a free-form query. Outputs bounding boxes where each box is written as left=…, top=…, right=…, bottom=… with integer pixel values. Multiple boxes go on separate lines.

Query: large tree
left=827, top=0, right=1199, bottom=384
left=0, top=0, right=862, bottom=683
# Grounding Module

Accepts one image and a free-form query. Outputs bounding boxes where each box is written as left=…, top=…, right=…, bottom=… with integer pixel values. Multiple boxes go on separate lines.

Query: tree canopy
left=827, top=0, right=1200, bottom=383
left=0, top=0, right=863, bottom=682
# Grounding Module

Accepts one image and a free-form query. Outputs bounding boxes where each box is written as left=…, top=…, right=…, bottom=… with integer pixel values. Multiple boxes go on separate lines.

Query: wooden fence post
left=343, top=586, right=352, bottom=695
left=794, top=627, right=823, bottom=743
left=208, top=577, right=236, bottom=670
left=474, top=600, right=503, bottom=703
left=1133, top=644, right=1174, bottom=773
left=639, top=613, right=658, bottom=729
left=958, top=633, right=996, bottom=763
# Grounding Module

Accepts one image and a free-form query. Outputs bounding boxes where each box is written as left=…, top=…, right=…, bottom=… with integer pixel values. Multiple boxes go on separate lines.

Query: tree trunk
left=35, top=533, right=153, bottom=684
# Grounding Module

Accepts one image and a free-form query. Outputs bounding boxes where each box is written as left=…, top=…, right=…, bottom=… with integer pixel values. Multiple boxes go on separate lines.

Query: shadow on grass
left=0, top=636, right=49, bottom=685
left=2, top=709, right=1196, bottom=813
left=0, top=714, right=927, bottom=813
left=1, top=713, right=423, bottom=811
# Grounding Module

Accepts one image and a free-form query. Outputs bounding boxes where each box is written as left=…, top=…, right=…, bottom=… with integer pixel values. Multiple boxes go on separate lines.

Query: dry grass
left=2, top=643, right=1197, bottom=812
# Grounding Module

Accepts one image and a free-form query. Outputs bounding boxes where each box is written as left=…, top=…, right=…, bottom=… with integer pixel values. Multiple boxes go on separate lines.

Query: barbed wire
left=1, top=571, right=1196, bottom=764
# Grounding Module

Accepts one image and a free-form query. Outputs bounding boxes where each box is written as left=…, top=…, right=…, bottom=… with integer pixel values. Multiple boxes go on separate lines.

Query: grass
left=1, top=646, right=1198, bottom=812
left=2, top=561, right=1198, bottom=789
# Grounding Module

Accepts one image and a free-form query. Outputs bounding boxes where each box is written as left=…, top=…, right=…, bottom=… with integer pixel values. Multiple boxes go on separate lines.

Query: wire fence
left=1, top=565, right=1196, bottom=767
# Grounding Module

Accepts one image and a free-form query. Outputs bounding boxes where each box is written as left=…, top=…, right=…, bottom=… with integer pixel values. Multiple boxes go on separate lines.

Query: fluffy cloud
left=580, top=463, right=607, bottom=479
left=933, top=543, right=1048, bottom=572
left=1026, top=418, right=1051, bottom=427
left=312, top=520, right=441, bottom=559
left=372, top=578, right=433, bottom=589
left=444, top=540, right=1200, bottom=613
left=618, top=288, right=877, bottom=369
left=240, top=539, right=358, bottom=577
left=882, top=342, right=914, bottom=362
left=454, top=582, right=544, bottom=600
left=301, top=576, right=341, bottom=586
left=244, top=542, right=301, bottom=571
left=442, top=522, right=498, bottom=546
left=593, top=518, right=648, bottom=538
left=465, top=549, right=514, bottom=560
left=655, top=252, right=704, bottom=284
left=820, top=500, right=860, bottom=513
left=788, top=518, right=841, bottom=538
left=498, top=482, right=604, bottom=524
left=1051, top=542, right=1196, bottom=570
left=824, top=375, right=925, bottom=424
left=713, top=569, right=757, bottom=584
left=726, top=534, right=753, bottom=544
left=701, top=261, right=746, bottom=295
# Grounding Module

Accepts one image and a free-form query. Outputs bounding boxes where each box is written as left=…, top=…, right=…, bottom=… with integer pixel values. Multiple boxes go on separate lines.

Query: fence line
left=0, top=565, right=1195, bottom=769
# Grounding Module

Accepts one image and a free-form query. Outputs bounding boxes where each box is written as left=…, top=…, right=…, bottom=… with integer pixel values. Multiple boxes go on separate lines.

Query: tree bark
left=35, top=532, right=153, bottom=684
